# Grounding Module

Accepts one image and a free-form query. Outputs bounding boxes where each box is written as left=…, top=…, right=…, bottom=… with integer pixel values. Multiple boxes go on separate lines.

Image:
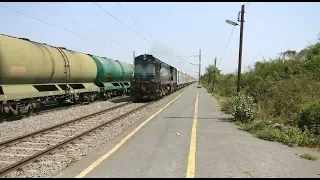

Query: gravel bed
left=3, top=86, right=192, bottom=178
left=0, top=102, right=146, bottom=167
left=0, top=97, right=132, bottom=142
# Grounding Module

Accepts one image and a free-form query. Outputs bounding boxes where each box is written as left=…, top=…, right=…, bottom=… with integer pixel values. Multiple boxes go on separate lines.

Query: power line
left=96, top=2, right=198, bottom=68
left=245, top=2, right=251, bottom=10
left=116, top=2, right=174, bottom=58
left=0, top=4, right=112, bottom=49
left=177, top=56, right=197, bottom=66
left=116, top=2, right=162, bottom=46
left=217, top=26, right=236, bottom=67
left=36, top=2, right=132, bottom=51
left=96, top=2, right=175, bottom=60
left=115, top=2, right=173, bottom=58
left=94, top=2, right=157, bottom=49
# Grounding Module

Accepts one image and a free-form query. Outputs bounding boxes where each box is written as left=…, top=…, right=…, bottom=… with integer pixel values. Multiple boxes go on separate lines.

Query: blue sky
left=1, top=2, right=320, bottom=78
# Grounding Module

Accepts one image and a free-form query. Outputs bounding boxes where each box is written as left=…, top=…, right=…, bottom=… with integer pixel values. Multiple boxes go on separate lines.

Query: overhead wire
left=93, top=2, right=157, bottom=50
left=0, top=4, right=113, bottom=49
left=115, top=2, right=162, bottom=47
left=245, top=2, right=251, bottom=10
left=217, top=2, right=251, bottom=68
left=99, top=2, right=181, bottom=61
left=217, top=26, right=236, bottom=67
left=97, top=2, right=204, bottom=73
left=116, top=2, right=175, bottom=59
left=35, top=2, right=132, bottom=51
left=177, top=56, right=197, bottom=66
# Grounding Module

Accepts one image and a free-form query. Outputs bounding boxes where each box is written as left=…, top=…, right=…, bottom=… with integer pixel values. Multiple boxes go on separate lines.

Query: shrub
left=201, top=38, right=320, bottom=148
left=230, top=93, right=256, bottom=123
left=299, top=102, right=320, bottom=135
left=220, top=98, right=233, bottom=114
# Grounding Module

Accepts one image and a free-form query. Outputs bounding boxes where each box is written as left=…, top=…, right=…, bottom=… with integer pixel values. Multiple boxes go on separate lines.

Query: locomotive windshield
left=134, top=54, right=157, bottom=82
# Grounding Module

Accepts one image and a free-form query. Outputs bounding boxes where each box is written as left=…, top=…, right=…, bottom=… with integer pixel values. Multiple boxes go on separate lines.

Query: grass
left=200, top=38, right=320, bottom=149
left=300, top=153, right=317, bottom=161
left=234, top=120, right=320, bottom=148
left=243, top=171, right=253, bottom=177
left=203, top=86, right=320, bottom=149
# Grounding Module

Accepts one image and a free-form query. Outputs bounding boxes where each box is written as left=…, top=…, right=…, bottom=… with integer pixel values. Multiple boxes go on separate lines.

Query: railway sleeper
left=0, top=160, right=12, bottom=164
left=70, top=123, right=96, bottom=128
left=76, top=121, right=101, bottom=125
left=70, top=143, right=88, bottom=146
left=0, top=152, right=31, bottom=158
left=31, top=137, right=61, bottom=142
left=44, top=132, right=72, bottom=137
left=65, top=126, right=91, bottom=130
left=9, top=146, right=46, bottom=151
left=42, top=134, right=67, bottom=138
left=23, top=169, right=39, bottom=173
left=21, top=142, right=55, bottom=146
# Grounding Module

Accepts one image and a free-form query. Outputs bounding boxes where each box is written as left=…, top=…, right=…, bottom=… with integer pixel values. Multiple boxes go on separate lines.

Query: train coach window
left=0, top=86, right=3, bottom=95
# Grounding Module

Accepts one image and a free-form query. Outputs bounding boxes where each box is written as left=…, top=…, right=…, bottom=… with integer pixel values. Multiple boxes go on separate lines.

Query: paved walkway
left=56, top=85, right=320, bottom=178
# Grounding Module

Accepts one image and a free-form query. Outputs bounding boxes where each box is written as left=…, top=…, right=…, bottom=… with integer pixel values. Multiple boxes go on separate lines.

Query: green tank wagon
left=90, top=55, right=134, bottom=98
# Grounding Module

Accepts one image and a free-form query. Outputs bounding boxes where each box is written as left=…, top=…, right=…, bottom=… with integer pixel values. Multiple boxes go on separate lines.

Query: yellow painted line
left=186, top=89, right=199, bottom=178
left=75, top=85, right=194, bottom=178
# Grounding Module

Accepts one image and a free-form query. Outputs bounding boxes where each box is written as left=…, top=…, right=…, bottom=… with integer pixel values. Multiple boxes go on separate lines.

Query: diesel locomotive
left=131, top=54, right=196, bottom=100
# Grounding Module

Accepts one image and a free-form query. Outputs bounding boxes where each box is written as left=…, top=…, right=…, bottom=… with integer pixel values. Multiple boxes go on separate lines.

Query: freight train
left=131, top=54, right=197, bottom=100
left=0, top=34, right=134, bottom=121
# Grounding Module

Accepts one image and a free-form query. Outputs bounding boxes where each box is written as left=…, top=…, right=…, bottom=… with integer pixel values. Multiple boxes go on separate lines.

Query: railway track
left=0, top=100, right=153, bottom=177
left=3, top=95, right=131, bottom=122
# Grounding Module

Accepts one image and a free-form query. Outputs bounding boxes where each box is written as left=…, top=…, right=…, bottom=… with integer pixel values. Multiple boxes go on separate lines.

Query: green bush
left=236, top=121, right=320, bottom=148
left=200, top=38, right=320, bottom=148
left=219, top=98, right=233, bottom=114
left=230, top=93, right=256, bottom=123
left=299, top=102, right=320, bottom=135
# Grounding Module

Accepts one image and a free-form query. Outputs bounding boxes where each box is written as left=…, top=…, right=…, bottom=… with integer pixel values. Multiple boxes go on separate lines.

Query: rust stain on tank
left=9, top=66, right=26, bottom=77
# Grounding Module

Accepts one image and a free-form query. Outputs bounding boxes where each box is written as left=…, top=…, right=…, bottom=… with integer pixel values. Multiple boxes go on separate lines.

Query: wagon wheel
left=26, top=103, right=35, bottom=117
left=57, top=98, right=65, bottom=105
left=126, top=89, right=130, bottom=96
left=108, top=92, right=112, bottom=99
left=0, top=107, right=4, bottom=123
left=89, top=95, right=95, bottom=103
left=101, top=92, right=107, bottom=101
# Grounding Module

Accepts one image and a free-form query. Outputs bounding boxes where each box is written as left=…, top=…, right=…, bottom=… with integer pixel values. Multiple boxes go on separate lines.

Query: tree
left=203, top=65, right=221, bottom=92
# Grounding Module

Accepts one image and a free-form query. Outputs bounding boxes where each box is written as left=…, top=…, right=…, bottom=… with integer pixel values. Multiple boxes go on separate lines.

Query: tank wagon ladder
left=56, top=47, right=72, bottom=101
left=115, top=60, right=127, bottom=94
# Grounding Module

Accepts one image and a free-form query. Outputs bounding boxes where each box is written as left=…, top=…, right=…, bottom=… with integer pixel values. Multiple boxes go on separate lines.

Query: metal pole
left=237, top=4, right=245, bottom=93
left=198, top=49, right=201, bottom=86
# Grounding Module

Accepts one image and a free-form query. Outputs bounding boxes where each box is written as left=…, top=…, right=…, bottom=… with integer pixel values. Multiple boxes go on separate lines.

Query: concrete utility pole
left=198, top=49, right=201, bottom=86
left=214, top=57, right=217, bottom=68
left=225, top=4, right=245, bottom=93
left=237, top=4, right=245, bottom=93
left=213, top=57, right=217, bottom=90
left=133, top=51, right=135, bottom=65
